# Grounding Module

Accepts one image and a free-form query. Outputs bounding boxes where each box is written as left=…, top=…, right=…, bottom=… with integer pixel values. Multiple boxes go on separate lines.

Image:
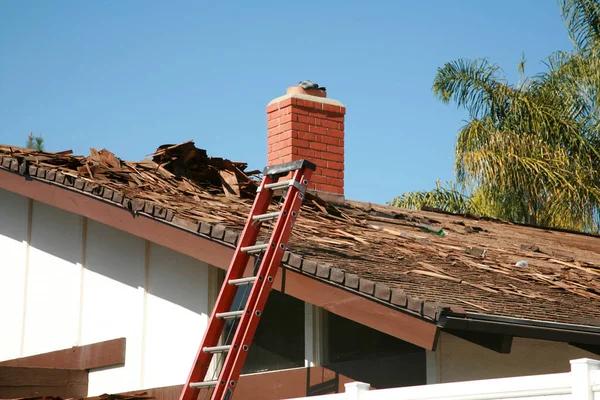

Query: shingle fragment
left=374, top=283, right=391, bottom=301
left=301, top=259, right=317, bottom=274
left=287, top=253, right=303, bottom=269
left=390, top=289, right=408, bottom=307
left=211, top=224, right=226, bottom=240
left=344, top=273, right=359, bottom=289
left=359, top=278, right=375, bottom=295
left=329, top=268, right=344, bottom=284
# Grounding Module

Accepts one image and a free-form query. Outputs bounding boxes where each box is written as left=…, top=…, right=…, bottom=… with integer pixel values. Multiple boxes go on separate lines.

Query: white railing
left=287, top=358, right=600, bottom=400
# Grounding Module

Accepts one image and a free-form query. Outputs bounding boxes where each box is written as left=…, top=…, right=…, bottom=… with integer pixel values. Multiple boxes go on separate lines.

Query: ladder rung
left=263, top=159, right=316, bottom=176
left=241, top=243, right=269, bottom=253
left=264, top=180, right=293, bottom=191
left=252, top=211, right=281, bottom=222
left=216, top=310, right=244, bottom=319
left=203, top=345, right=231, bottom=353
left=190, top=380, right=218, bottom=388
left=228, top=276, right=257, bottom=286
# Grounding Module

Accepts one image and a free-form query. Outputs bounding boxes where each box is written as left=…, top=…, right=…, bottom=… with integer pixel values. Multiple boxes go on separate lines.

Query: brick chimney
left=266, top=82, right=346, bottom=200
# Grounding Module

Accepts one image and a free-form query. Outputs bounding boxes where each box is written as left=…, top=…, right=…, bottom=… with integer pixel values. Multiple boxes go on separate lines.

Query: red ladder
left=179, top=159, right=316, bottom=400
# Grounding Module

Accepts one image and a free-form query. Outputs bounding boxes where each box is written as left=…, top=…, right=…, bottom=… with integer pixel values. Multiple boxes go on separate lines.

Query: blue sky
left=0, top=1, right=573, bottom=203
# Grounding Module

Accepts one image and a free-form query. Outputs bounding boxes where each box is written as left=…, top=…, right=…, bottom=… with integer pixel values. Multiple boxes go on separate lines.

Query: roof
left=1, top=142, right=599, bottom=332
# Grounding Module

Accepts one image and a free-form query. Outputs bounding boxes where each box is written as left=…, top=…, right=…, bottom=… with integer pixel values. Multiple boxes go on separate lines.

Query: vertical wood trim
left=304, top=304, right=313, bottom=368
left=140, top=241, right=151, bottom=387
left=304, top=305, right=323, bottom=367
left=425, top=351, right=438, bottom=384
left=207, top=266, right=222, bottom=315
left=314, top=306, right=324, bottom=366
left=19, top=199, right=33, bottom=356
left=207, top=266, right=223, bottom=377
left=426, top=333, right=442, bottom=384
left=77, top=217, right=88, bottom=345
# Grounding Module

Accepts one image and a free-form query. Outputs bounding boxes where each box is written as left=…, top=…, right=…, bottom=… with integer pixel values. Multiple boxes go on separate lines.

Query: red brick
left=322, top=103, right=342, bottom=114
left=326, top=144, right=343, bottom=155
left=309, top=141, right=327, bottom=151
left=279, top=113, right=295, bottom=124
left=321, top=135, right=340, bottom=145
left=296, top=147, right=315, bottom=158
left=298, top=99, right=322, bottom=109
left=267, top=110, right=282, bottom=120
left=309, top=125, right=327, bottom=135
left=297, top=115, right=315, bottom=125
left=326, top=128, right=344, bottom=138
left=324, top=115, right=344, bottom=122
left=270, top=156, right=293, bottom=165
left=290, top=107, right=308, bottom=115
left=271, top=138, right=293, bottom=152
left=327, top=160, right=343, bottom=170
left=297, top=131, right=316, bottom=141
left=277, top=105, right=293, bottom=115
left=266, top=103, right=279, bottom=113
left=311, top=174, right=328, bottom=184
left=317, top=183, right=343, bottom=194
left=268, top=131, right=294, bottom=143
left=293, top=138, right=311, bottom=149
left=275, top=98, right=293, bottom=108
left=267, top=118, right=280, bottom=129
left=279, top=121, right=310, bottom=132
left=320, top=119, right=340, bottom=129
left=321, top=152, right=344, bottom=162
left=326, top=177, right=343, bottom=187
left=268, top=124, right=283, bottom=135
left=322, top=168, right=344, bottom=179
left=269, top=149, right=293, bottom=161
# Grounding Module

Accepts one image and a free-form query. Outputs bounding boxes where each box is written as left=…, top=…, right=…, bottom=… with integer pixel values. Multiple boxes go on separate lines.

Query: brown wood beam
left=0, top=366, right=87, bottom=398
left=0, top=338, right=125, bottom=370
left=0, top=170, right=438, bottom=350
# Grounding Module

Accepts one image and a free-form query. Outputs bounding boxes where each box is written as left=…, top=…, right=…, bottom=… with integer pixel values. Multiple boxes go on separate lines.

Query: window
left=323, top=311, right=425, bottom=388
left=242, top=290, right=305, bottom=373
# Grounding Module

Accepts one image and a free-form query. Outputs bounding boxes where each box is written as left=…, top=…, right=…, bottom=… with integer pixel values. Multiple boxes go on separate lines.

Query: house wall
left=3, top=187, right=598, bottom=395
left=429, top=331, right=597, bottom=383
left=0, top=188, right=212, bottom=395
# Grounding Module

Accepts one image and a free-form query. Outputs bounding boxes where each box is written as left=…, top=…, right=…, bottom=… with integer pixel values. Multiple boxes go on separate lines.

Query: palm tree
left=392, top=0, right=600, bottom=233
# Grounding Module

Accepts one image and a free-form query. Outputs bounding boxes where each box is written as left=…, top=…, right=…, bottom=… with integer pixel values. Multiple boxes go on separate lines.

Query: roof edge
left=438, top=311, right=600, bottom=345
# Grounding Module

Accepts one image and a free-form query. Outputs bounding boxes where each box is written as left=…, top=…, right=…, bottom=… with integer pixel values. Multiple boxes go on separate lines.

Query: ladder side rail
left=210, top=168, right=312, bottom=400
left=179, top=176, right=275, bottom=400
left=219, top=168, right=312, bottom=398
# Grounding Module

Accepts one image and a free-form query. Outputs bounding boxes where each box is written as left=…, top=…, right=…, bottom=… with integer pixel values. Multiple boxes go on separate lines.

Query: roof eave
left=438, top=311, right=600, bottom=346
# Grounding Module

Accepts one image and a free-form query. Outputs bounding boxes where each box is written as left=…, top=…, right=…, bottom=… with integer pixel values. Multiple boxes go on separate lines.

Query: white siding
left=22, top=201, right=83, bottom=355
left=0, top=191, right=212, bottom=396
left=142, top=243, right=209, bottom=388
left=82, top=220, right=146, bottom=395
left=0, top=189, right=29, bottom=360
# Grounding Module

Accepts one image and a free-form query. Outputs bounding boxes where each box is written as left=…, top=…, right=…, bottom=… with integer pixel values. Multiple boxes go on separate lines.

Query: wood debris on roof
left=1, top=142, right=599, bottom=327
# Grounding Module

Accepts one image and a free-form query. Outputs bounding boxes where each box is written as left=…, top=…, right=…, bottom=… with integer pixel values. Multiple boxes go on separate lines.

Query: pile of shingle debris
left=0, top=141, right=345, bottom=226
